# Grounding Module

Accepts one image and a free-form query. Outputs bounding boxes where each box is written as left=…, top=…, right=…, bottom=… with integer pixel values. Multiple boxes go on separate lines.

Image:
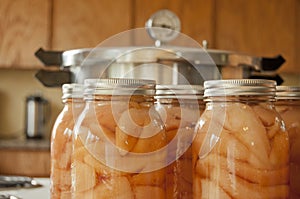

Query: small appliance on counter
left=24, top=95, right=50, bottom=139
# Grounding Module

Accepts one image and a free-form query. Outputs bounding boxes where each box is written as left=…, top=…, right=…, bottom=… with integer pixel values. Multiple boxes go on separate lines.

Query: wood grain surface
left=296, top=0, right=300, bottom=74
left=214, top=0, right=297, bottom=72
left=0, top=0, right=51, bottom=68
left=52, top=0, right=132, bottom=50
left=0, top=0, right=299, bottom=73
left=0, top=149, right=50, bottom=177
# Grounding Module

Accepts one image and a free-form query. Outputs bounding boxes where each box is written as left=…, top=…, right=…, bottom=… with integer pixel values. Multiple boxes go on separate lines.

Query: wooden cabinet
left=0, top=149, right=50, bottom=177
left=52, top=0, right=132, bottom=50
left=0, top=0, right=132, bottom=68
left=214, top=0, right=298, bottom=73
left=134, top=0, right=299, bottom=73
left=296, top=0, right=300, bottom=74
left=0, top=0, right=299, bottom=73
left=0, top=0, right=51, bottom=69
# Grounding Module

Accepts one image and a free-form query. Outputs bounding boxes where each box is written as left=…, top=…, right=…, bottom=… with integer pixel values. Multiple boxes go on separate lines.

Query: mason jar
left=193, top=79, right=289, bottom=199
left=155, top=84, right=204, bottom=199
left=275, top=86, right=300, bottom=199
left=72, top=78, right=167, bottom=199
left=50, top=83, right=85, bottom=199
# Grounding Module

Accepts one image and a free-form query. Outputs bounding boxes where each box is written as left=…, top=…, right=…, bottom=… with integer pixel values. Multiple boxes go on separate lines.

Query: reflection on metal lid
left=62, top=83, right=84, bottom=99
left=155, top=84, right=204, bottom=99
left=204, top=79, right=276, bottom=97
left=276, top=86, right=300, bottom=99
left=83, top=78, right=156, bottom=97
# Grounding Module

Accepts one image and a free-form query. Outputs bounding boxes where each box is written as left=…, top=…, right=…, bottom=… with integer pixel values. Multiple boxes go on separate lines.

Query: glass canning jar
left=193, top=79, right=289, bottom=199
left=275, top=86, right=300, bottom=199
left=72, top=78, right=167, bottom=199
left=155, top=84, right=204, bottom=199
left=50, top=83, right=85, bottom=199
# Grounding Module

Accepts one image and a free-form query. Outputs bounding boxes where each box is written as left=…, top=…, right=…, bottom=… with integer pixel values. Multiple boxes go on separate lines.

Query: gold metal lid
left=62, top=83, right=84, bottom=99
left=276, top=86, right=300, bottom=99
left=155, top=84, right=203, bottom=99
left=84, top=78, right=156, bottom=97
left=204, top=79, right=276, bottom=97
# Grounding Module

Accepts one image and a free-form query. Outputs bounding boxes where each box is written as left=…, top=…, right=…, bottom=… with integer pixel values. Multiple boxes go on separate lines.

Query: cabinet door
left=297, top=0, right=300, bottom=74
left=134, top=0, right=215, bottom=47
left=0, top=149, right=50, bottom=177
left=0, top=0, right=51, bottom=69
left=215, top=0, right=297, bottom=73
left=52, top=0, right=132, bottom=50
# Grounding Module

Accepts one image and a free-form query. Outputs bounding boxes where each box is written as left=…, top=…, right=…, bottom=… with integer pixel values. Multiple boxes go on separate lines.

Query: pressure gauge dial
left=145, top=9, right=181, bottom=45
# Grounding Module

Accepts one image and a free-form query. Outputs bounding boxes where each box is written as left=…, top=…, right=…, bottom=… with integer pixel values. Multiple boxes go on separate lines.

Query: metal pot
left=25, top=95, right=50, bottom=139
left=34, top=10, right=285, bottom=87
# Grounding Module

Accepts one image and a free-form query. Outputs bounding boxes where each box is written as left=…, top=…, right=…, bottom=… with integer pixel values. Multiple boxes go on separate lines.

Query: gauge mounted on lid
left=145, top=9, right=181, bottom=46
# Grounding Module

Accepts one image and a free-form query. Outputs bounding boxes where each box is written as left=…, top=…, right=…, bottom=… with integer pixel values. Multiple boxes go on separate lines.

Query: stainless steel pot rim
left=59, top=45, right=283, bottom=72
left=62, top=46, right=217, bottom=67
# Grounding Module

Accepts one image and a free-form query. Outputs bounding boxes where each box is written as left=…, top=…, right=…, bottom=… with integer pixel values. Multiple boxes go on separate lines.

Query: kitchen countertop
left=0, top=178, right=50, bottom=199
left=0, top=138, right=50, bottom=150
